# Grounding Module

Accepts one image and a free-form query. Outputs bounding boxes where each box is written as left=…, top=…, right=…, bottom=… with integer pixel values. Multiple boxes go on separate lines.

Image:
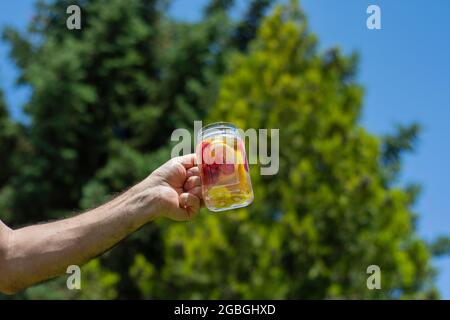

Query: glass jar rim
left=198, top=122, right=238, bottom=140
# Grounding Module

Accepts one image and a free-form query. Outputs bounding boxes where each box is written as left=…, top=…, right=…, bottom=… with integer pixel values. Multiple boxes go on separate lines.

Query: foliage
left=0, top=0, right=439, bottom=299
left=430, top=237, right=450, bottom=257
left=158, top=4, right=437, bottom=299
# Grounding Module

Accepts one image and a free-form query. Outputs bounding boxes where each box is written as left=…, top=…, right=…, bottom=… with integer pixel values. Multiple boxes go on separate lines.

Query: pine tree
left=0, top=90, right=28, bottom=224
left=1, top=0, right=271, bottom=299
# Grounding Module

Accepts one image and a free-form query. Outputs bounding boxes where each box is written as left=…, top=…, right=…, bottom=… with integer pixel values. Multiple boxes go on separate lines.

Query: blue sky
left=1, top=0, right=449, bottom=298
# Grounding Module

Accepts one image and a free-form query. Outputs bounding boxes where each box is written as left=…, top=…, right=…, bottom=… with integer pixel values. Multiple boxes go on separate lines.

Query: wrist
left=124, top=185, right=162, bottom=224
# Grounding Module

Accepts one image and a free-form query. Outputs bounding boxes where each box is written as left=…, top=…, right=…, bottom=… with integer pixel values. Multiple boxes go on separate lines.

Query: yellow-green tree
left=141, top=3, right=436, bottom=299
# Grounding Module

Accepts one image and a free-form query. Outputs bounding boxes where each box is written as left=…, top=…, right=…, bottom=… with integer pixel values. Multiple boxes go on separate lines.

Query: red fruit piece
left=200, top=141, right=211, bottom=163
left=202, top=163, right=220, bottom=185
left=220, top=163, right=235, bottom=175
left=201, top=140, right=211, bottom=153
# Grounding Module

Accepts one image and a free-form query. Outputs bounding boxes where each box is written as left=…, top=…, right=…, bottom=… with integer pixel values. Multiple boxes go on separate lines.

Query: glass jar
left=196, top=122, right=254, bottom=212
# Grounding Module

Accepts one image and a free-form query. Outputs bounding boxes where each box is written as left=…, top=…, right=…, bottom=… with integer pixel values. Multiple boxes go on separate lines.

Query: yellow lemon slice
left=208, top=186, right=231, bottom=199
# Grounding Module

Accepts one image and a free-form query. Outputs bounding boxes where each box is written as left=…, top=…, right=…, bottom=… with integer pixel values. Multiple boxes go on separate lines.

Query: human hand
left=145, top=154, right=203, bottom=221
left=0, top=154, right=203, bottom=295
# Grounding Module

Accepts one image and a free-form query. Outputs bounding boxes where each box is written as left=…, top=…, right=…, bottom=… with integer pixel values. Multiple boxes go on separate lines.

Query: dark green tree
left=1, top=0, right=272, bottom=299
left=0, top=90, right=29, bottom=224
left=0, top=90, right=15, bottom=186
left=232, top=0, right=274, bottom=51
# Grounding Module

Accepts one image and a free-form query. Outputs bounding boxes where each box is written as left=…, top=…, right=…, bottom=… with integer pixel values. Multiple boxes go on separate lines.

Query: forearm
left=1, top=184, right=160, bottom=294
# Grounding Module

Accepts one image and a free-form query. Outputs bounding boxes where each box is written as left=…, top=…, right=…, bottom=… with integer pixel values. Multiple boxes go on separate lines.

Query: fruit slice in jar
left=201, top=139, right=238, bottom=185
left=236, top=140, right=249, bottom=172
left=206, top=186, right=233, bottom=208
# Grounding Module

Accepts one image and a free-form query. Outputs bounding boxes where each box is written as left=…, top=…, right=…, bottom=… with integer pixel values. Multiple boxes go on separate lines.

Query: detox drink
left=196, top=122, right=254, bottom=212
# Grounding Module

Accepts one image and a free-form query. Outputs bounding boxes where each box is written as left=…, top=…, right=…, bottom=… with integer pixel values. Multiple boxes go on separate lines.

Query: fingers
left=187, top=186, right=202, bottom=199
left=179, top=192, right=201, bottom=219
left=186, top=166, right=199, bottom=178
left=175, top=153, right=197, bottom=170
left=184, top=166, right=202, bottom=201
left=184, top=175, right=201, bottom=191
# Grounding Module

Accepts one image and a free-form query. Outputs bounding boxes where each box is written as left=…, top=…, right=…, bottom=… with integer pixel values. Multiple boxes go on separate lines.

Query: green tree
left=0, top=90, right=29, bottom=224
left=1, top=0, right=272, bottom=299
left=0, top=0, right=440, bottom=300
left=152, top=3, right=437, bottom=299
left=0, top=89, right=13, bottom=186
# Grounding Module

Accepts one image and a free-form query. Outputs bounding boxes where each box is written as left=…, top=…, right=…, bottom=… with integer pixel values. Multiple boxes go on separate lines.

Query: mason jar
left=196, top=122, right=254, bottom=212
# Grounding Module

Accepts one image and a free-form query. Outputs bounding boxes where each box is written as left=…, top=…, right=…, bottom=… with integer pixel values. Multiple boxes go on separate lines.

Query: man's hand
left=148, top=154, right=202, bottom=221
left=0, top=154, right=203, bottom=294
left=147, top=154, right=203, bottom=221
